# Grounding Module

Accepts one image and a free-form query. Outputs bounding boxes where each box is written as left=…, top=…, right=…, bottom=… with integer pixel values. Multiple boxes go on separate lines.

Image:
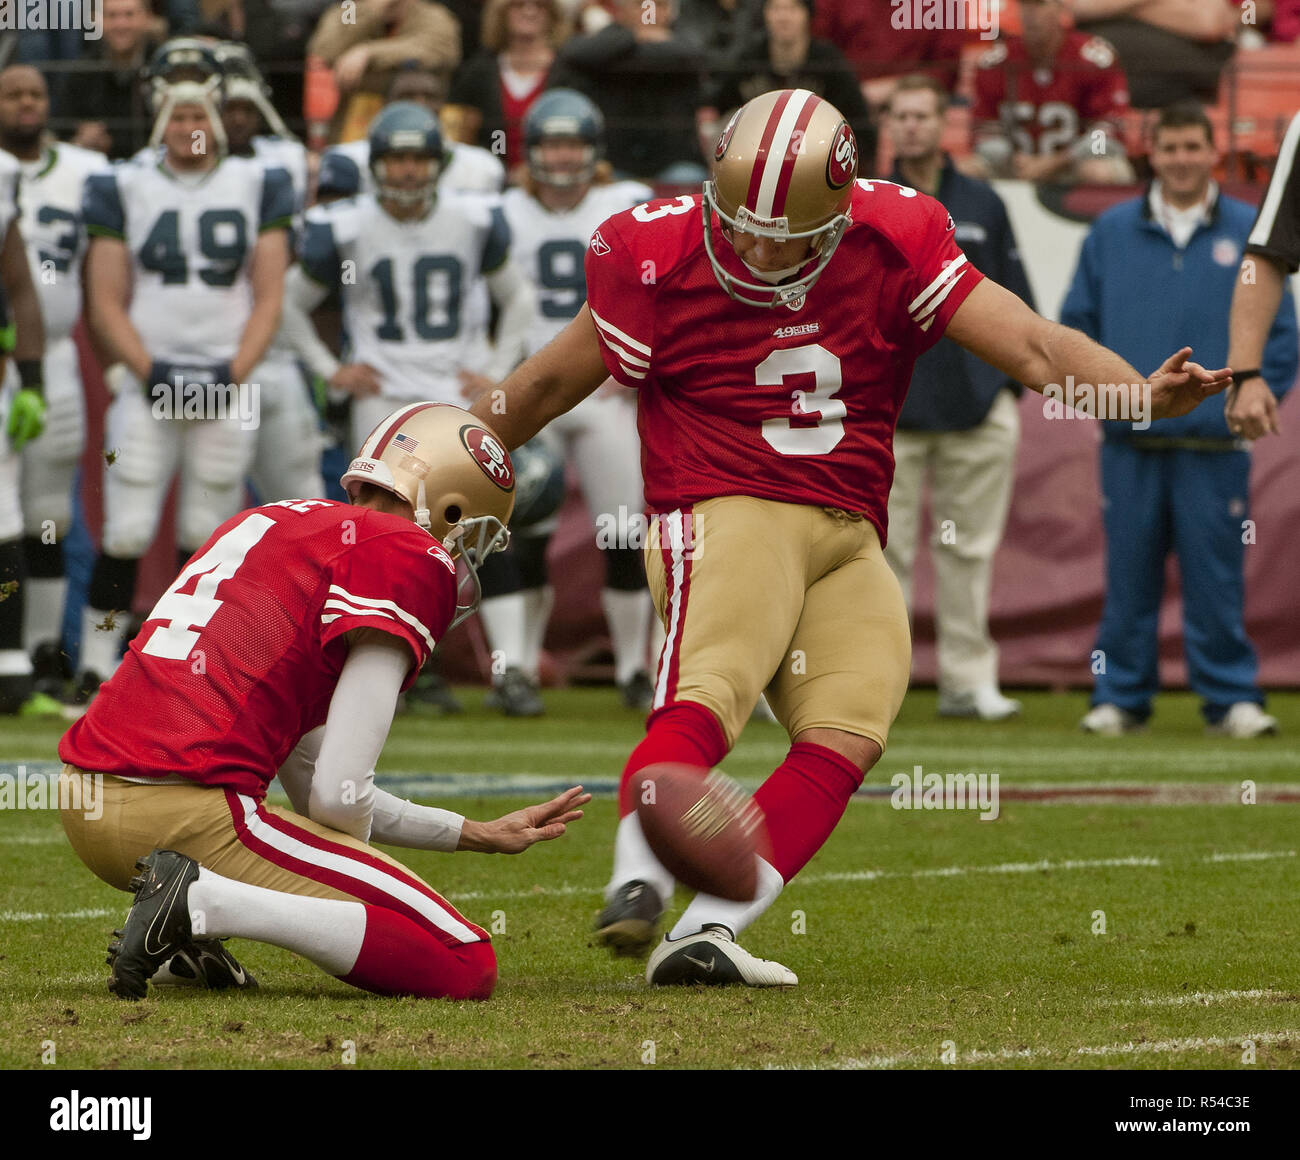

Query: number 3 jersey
left=59, top=501, right=457, bottom=798
left=584, top=182, right=985, bottom=543
left=81, top=154, right=294, bottom=364
left=299, top=191, right=511, bottom=402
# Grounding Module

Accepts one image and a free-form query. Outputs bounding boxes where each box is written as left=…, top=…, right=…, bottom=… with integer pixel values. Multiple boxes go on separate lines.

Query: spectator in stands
left=548, top=0, right=709, bottom=182
left=441, top=0, right=489, bottom=57
left=882, top=75, right=1034, bottom=722
left=307, top=0, right=462, bottom=141
left=970, top=0, right=1133, bottom=183
left=1062, top=101, right=1297, bottom=737
left=813, top=0, right=968, bottom=98
left=675, top=0, right=765, bottom=58
left=58, top=0, right=161, bottom=159
left=445, top=0, right=568, bottom=172
left=1073, top=0, right=1237, bottom=107
left=705, top=0, right=872, bottom=161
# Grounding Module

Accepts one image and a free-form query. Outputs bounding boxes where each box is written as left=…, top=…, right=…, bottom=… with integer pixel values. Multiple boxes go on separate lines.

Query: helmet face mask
left=368, top=102, right=447, bottom=214
left=704, top=89, right=858, bottom=309
left=524, top=89, right=604, bottom=190
left=145, top=38, right=228, bottom=157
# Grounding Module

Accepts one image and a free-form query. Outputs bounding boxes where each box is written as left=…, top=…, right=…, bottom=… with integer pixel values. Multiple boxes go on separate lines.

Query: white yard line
left=807, top=1029, right=1299, bottom=1070
left=1098, top=989, right=1289, bottom=1008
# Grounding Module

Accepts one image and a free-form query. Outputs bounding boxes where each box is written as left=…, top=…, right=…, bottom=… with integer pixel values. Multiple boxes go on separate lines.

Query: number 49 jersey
left=82, top=154, right=294, bottom=363
left=584, top=182, right=984, bottom=543
left=59, top=500, right=457, bottom=798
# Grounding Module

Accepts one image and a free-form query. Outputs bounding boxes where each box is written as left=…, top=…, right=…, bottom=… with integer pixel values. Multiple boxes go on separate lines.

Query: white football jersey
left=83, top=154, right=294, bottom=364
left=0, top=149, right=19, bottom=242
left=320, top=138, right=505, bottom=197
left=251, top=136, right=308, bottom=212
left=17, top=142, right=111, bottom=339
left=502, top=181, right=653, bottom=355
left=300, top=191, right=510, bottom=401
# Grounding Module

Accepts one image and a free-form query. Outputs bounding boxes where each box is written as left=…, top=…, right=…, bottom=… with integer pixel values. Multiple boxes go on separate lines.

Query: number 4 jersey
left=585, top=182, right=984, bottom=543
left=59, top=501, right=457, bottom=797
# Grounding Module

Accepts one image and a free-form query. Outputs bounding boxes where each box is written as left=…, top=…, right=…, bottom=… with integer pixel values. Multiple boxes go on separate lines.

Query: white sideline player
left=0, top=65, right=109, bottom=699
left=75, top=39, right=293, bottom=698
left=213, top=41, right=325, bottom=503
left=483, top=89, right=658, bottom=711
left=277, top=101, right=535, bottom=452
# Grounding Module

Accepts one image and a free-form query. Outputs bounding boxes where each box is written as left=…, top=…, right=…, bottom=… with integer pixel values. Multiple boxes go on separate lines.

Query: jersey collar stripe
left=590, top=307, right=651, bottom=357
left=1249, top=110, right=1300, bottom=248
left=745, top=89, right=795, bottom=218
left=908, top=254, right=968, bottom=315
left=912, top=273, right=965, bottom=332
left=229, top=794, right=485, bottom=944
left=766, top=90, right=819, bottom=221
left=362, top=401, right=439, bottom=460
left=327, top=585, right=435, bottom=651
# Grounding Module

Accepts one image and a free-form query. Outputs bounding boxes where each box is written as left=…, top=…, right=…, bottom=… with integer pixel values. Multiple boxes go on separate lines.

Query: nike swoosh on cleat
left=682, top=953, right=716, bottom=972
left=143, top=871, right=188, bottom=957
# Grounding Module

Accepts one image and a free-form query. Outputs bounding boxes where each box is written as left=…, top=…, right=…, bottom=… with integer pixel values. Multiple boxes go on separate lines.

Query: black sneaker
left=618, top=670, right=654, bottom=712
left=485, top=666, right=544, bottom=717
left=71, top=669, right=104, bottom=708
left=404, top=669, right=464, bottom=715
left=32, top=640, right=72, bottom=699
left=151, top=939, right=258, bottom=990
left=106, top=850, right=200, bottom=1000
left=595, top=879, right=664, bottom=957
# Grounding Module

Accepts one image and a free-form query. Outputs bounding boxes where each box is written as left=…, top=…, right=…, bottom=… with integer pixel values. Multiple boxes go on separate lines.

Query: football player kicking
left=471, top=88, right=1233, bottom=987
left=59, top=402, right=590, bottom=1000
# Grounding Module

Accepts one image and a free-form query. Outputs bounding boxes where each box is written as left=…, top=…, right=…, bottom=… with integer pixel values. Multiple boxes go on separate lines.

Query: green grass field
left=2, top=688, right=1297, bottom=1070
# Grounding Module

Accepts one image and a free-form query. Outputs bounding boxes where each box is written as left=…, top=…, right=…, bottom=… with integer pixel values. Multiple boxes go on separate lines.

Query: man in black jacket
left=883, top=75, right=1035, bottom=721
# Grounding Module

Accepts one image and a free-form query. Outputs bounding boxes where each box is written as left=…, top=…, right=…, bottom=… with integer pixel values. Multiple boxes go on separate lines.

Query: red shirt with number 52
left=584, top=182, right=983, bottom=544
left=59, top=500, right=457, bottom=797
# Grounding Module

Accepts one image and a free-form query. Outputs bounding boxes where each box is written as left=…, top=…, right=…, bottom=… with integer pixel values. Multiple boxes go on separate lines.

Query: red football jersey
left=584, top=181, right=984, bottom=542
left=60, top=500, right=457, bottom=798
left=972, top=31, right=1129, bottom=152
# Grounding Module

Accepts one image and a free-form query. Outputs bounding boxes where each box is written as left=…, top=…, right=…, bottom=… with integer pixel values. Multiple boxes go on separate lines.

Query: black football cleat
left=404, top=669, right=464, bottom=715
left=485, top=666, right=545, bottom=717
left=595, top=879, right=664, bottom=957
left=618, top=670, right=654, bottom=713
left=106, top=850, right=200, bottom=1000
left=151, top=939, right=258, bottom=990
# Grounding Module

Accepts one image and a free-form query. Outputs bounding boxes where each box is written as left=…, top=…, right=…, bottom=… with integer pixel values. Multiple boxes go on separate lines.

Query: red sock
left=753, top=742, right=863, bottom=881
left=618, top=701, right=729, bottom=816
left=340, top=906, right=497, bottom=1000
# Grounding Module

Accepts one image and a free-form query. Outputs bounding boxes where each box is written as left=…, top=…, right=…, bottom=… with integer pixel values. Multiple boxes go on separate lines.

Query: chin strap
left=415, top=479, right=431, bottom=531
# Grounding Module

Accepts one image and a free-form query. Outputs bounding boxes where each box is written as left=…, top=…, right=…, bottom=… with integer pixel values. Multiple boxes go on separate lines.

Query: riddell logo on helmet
left=734, top=206, right=789, bottom=234
left=826, top=122, right=857, bottom=189
left=460, top=426, right=514, bottom=490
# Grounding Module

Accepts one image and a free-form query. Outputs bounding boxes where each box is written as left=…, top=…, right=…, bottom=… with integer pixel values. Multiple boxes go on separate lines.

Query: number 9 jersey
left=584, top=181, right=985, bottom=545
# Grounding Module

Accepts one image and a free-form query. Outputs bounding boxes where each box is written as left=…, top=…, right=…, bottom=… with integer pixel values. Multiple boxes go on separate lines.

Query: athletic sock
left=668, top=857, right=785, bottom=940
left=21, top=536, right=65, bottom=654
left=606, top=811, right=675, bottom=906
left=519, top=585, right=554, bottom=681
left=602, top=587, right=653, bottom=685
left=478, top=592, right=527, bottom=675
left=188, top=871, right=495, bottom=999
left=753, top=741, right=863, bottom=881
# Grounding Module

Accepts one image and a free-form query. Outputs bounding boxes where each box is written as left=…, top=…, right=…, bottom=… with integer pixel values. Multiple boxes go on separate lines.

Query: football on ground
left=635, top=763, right=768, bottom=901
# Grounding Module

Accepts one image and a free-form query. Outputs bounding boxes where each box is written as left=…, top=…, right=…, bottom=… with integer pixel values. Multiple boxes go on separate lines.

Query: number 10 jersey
left=584, top=182, right=985, bottom=545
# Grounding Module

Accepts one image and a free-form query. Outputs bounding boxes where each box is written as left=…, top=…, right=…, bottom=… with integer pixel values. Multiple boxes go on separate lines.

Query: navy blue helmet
left=368, top=101, right=448, bottom=210
left=524, top=89, right=604, bottom=188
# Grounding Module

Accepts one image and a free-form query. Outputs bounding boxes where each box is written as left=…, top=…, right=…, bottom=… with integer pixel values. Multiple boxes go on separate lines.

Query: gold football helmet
left=705, top=88, right=859, bottom=308
left=341, top=402, right=515, bottom=628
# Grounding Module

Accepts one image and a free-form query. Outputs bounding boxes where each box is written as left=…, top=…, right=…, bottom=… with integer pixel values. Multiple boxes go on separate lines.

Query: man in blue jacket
left=1061, top=101, right=1298, bottom=737
left=884, top=74, right=1036, bottom=721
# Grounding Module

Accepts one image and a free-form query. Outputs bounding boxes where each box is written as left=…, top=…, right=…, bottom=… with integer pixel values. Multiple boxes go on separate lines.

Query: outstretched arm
left=468, top=304, right=611, bottom=449
left=944, top=277, right=1231, bottom=422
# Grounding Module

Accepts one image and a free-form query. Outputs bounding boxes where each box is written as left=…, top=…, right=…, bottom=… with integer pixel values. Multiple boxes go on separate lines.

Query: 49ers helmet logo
left=460, top=425, right=514, bottom=491
left=715, top=108, right=741, bottom=162
left=826, top=121, right=858, bottom=190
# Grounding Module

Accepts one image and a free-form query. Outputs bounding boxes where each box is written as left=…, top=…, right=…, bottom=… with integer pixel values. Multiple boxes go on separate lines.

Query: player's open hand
left=1224, top=376, right=1280, bottom=440
left=458, top=786, right=593, bottom=854
left=330, top=363, right=383, bottom=397
left=1146, top=347, right=1232, bottom=420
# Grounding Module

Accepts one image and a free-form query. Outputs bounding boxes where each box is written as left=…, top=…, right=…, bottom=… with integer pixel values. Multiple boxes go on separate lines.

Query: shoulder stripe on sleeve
left=1249, top=111, right=1300, bottom=249
left=327, top=586, right=435, bottom=651
left=910, top=255, right=969, bottom=331
left=590, top=307, right=651, bottom=355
